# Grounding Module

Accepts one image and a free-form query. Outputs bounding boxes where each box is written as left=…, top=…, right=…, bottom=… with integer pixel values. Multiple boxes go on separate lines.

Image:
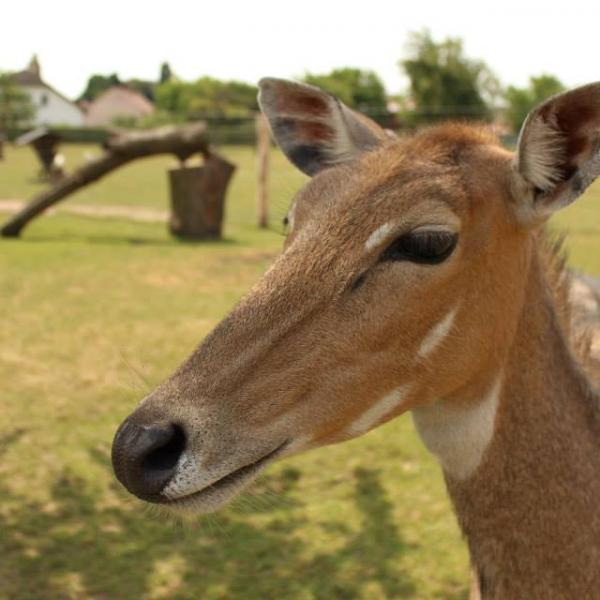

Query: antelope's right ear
left=258, top=78, right=387, bottom=176
left=512, top=82, right=600, bottom=225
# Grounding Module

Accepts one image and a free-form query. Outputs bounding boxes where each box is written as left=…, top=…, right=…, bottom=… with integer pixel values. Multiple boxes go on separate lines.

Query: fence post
left=256, top=112, right=270, bottom=229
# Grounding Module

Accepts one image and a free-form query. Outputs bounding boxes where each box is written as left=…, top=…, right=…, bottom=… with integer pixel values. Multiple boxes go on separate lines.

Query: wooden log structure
left=15, top=127, right=63, bottom=178
left=168, top=155, right=235, bottom=239
left=1, top=123, right=213, bottom=237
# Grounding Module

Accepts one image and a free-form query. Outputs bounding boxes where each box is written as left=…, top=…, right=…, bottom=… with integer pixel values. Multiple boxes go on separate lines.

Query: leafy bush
left=0, top=73, right=34, bottom=130
left=155, top=77, right=258, bottom=119
left=302, top=68, right=390, bottom=124
left=400, top=30, right=498, bottom=125
left=505, top=75, right=565, bottom=133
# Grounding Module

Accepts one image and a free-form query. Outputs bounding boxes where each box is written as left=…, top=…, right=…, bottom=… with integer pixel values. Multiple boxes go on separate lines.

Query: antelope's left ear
left=512, top=82, right=600, bottom=225
left=258, top=78, right=388, bottom=176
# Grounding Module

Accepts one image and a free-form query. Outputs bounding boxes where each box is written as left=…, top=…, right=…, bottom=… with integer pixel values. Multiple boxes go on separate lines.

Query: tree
left=126, top=78, right=155, bottom=102
left=155, top=77, right=258, bottom=118
left=78, top=73, right=121, bottom=102
left=400, top=30, right=498, bottom=124
left=0, top=73, right=34, bottom=130
left=159, top=62, right=173, bottom=84
left=302, top=68, right=389, bottom=121
left=154, top=80, right=189, bottom=114
left=505, top=75, right=565, bottom=133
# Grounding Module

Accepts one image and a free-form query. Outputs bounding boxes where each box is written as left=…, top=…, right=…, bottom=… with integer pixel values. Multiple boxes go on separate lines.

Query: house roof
left=14, top=55, right=45, bottom=87
left=12, top=56, right=81, bottom=110
left=84, top=86, right=154, bottom=126
left=13, top=69, right=44, bottom=87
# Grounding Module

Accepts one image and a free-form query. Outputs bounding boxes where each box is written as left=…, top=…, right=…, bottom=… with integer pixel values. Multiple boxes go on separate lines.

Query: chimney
left=28, top=54, right=41, bottom=77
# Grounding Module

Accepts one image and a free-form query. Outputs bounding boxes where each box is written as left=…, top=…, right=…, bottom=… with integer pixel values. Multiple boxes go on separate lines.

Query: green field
left=1, top=143, right=599, bottom=600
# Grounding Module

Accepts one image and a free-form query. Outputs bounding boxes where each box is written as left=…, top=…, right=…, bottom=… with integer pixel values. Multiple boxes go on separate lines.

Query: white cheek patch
left=348, top=384, right=411, bottom=436
left=412, top=375, right=503, bottom=480
left=418, top=308, right=457, bottom=358
left=365, top=222, right=394, bottom=251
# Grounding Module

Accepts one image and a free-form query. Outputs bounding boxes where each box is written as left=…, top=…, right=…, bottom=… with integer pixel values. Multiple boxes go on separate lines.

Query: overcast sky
left=3, top=0, right=597, bottom=99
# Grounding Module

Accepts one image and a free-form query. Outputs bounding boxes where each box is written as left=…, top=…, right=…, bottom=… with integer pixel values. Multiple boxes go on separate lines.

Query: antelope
left=112, top=79, right=600, bottom=598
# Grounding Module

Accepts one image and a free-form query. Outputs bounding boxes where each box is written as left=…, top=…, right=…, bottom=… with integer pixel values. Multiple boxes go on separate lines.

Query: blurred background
left=1, top=2, right=599, bottom=599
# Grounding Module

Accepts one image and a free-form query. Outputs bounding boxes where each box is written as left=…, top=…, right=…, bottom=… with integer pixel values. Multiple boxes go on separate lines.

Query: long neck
left=422, top=251, right=600, bottom=598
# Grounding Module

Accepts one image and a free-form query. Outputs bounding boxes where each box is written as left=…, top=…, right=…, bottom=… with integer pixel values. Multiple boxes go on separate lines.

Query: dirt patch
left=0, top=199, right=168, bottom=223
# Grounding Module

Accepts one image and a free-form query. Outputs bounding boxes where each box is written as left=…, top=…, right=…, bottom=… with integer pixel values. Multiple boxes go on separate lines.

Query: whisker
left=113, top=345, right=152, bottom=393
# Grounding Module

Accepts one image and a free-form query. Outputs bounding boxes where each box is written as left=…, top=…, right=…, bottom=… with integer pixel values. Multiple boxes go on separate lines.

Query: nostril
left=143, top=424, right=186, bottom=473
left=111, top=419, right=187, bottom=502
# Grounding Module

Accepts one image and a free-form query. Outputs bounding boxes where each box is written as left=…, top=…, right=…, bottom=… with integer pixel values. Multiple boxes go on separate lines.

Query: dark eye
left=282, top=216, right=289, bottom=227
left=381, top=230, right=458, bottom=264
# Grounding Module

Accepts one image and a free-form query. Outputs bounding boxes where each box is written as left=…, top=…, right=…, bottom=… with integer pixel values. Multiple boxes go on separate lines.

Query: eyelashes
left=348, top=228, right=459, bottom=293
left=380, top=230, right=458, bottom=265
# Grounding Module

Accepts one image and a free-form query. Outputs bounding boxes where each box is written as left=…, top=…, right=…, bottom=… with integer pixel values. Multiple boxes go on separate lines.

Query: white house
left=14, top=56, right=84, bottom=127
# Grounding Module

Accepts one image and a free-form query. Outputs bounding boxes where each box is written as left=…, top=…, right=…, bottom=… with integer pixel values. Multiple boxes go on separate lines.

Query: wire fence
left=3, top=105, right=517, bottom=148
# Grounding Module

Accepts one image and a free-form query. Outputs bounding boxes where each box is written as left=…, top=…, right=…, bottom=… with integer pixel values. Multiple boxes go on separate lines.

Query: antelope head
left=112, top=79, right=600, bottom=513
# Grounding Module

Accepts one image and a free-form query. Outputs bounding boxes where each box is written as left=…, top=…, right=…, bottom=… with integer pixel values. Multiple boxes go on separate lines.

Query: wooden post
left=168, top=154, right=235, bottom=240
left=15, top=128, right=62, bottom=177
left=256, top=113, right=270, bottom=229
left=32, top=133, right=61, bottom=177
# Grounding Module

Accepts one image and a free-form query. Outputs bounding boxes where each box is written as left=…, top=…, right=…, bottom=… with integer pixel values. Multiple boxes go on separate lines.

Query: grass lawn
left=0, top=143, right=599, bottom=600
left=0, top=144, right=307, bottom=230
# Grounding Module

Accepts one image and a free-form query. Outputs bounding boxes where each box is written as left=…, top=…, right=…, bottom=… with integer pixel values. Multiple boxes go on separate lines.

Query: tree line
left=2, top=30, right=566, bottom=134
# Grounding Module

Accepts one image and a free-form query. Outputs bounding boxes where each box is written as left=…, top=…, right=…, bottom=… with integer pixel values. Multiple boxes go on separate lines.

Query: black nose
left=111, top=419, right=186, bottom=502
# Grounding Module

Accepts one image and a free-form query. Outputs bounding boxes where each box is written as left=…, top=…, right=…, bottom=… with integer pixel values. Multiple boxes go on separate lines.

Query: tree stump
left=168, top=154, right=235, bottom=239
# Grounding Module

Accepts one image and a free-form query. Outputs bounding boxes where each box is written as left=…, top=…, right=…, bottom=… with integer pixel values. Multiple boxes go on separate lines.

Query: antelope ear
left=258, top=78, right=387, bottom=176
left=513, top=82, right=600, bottom=225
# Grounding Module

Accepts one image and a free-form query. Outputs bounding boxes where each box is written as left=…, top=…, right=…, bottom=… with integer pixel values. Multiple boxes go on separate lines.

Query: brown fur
left=538, top=234, right=596, bottom=369
left=446, top=245, right=600, bottom=598
left=114, top=80, right=600, bottom=598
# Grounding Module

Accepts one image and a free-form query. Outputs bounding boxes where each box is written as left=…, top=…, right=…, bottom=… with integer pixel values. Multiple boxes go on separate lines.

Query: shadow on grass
left=0, top=448, right=425, bottom=600
left=0, top=428, right=27, bottom=458
left=304, top=466, right=418, bottom=599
